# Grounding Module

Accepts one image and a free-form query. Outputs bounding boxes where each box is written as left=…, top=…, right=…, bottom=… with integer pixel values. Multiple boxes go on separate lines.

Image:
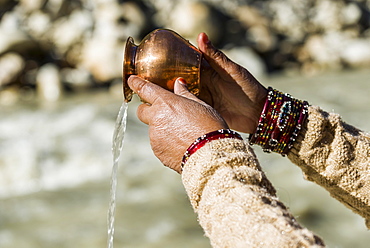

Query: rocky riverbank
left=1, top=0, right=370, bottom=105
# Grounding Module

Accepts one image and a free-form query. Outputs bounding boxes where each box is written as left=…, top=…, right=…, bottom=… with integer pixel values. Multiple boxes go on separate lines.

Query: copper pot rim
left=123, top=36, right=136, bottom=102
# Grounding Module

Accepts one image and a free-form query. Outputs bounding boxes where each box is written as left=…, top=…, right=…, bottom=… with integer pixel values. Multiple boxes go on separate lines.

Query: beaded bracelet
left=249, top=87, right=309, bottom=156
left=181, top=129, right=243, bottom=169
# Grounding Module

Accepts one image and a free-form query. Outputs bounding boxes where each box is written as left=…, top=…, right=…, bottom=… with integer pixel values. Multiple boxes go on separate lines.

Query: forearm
left=182, top=138, right=324, bottom=248
left=288, top=106, right=370, bottom=228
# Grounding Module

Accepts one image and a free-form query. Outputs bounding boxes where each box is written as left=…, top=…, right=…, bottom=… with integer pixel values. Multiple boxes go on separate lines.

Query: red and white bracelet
left=249, top=87, right=309, bottom=155
left=181, top=129, right=243, bottom=169
left=181, top=88, right=308, bottom=169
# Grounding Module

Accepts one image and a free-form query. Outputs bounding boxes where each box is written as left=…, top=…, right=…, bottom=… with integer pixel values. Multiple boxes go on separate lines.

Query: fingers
left=127, top=76, right=165, bottom=125
left=174, top=78, right=205, bottom=104
left=136, top=103, right=151, bottom=125
left=197, top=33, right=251, bottom=82
left=128, top=76, right=207, bottom=125
left=127, top=75, right=168, bottom=104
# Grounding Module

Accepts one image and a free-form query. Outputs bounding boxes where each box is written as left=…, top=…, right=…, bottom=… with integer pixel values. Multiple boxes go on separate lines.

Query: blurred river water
left=0, top=69, right=370, bottom=248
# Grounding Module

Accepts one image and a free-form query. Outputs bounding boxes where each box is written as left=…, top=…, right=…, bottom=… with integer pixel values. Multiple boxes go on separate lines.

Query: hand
left=197, top=33, right=268, bottom=134
left=128, top=75, right=228, bottom=173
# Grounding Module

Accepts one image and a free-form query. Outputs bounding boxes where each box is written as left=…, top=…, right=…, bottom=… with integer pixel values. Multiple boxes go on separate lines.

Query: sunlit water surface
left=0, top=69, right=369, bottom=248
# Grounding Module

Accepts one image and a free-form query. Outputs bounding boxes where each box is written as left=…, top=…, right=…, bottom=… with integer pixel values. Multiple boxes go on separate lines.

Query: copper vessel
left=123, top=29, right=203, bottom=102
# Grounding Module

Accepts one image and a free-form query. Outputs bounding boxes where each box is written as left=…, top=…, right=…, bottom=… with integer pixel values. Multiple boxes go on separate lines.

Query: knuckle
left=211, top=48, right=225, bottom=61
left=212, top=49, right=231, bottom=65
left=136, top=104, right=149, bottom=123
left=130, top=77, right=157, bottom=103
left=129, top=76, right=152, bottom=94
left=134, top=78, right=148, bottom=93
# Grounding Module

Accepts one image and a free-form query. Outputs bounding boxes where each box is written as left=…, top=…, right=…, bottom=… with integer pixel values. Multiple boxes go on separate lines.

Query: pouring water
left=107, top=101, right=129, bottom=248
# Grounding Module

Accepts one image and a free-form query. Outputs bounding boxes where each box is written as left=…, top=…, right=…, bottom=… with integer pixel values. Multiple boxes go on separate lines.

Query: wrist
left=250, top=86, right=269, bottom=132
left=249, top=87, right=309, bottom=155
left=181, top=129, right=243, bottom=169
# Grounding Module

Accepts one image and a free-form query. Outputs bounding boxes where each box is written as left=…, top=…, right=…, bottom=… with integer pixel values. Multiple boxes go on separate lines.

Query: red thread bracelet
left=181, top=129, right=243, bottom=169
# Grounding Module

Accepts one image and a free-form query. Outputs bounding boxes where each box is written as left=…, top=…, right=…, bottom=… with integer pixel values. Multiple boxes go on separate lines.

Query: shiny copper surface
left=123, top=29, right=202, bottom=102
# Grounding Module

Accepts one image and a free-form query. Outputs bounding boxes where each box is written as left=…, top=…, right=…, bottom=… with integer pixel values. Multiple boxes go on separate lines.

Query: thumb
left=197, top=32, right=252, bottom=82
left=174, top=78, right=204, bottom=103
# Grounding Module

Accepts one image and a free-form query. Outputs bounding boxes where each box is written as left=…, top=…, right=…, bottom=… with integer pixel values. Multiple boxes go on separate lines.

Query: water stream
left=107, top=101, right=129, bottom=248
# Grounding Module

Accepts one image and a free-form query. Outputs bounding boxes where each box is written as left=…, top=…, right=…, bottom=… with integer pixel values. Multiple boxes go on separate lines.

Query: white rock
left=0, top=87, right=20, bottom=106
left=341, top=39, right=370, bottom=67
left=166, top=1, right=221, bottom=43
left=224, top=47, right=266, bottom=77
left=25, top=11, right=51, bottom=38
left=311, top=0, right=343, bottom=31
left=247, top=25, right=276, bottom=52
left=92, top=1, right=125, bottom=41
left=235, top=5, right=268, bottom=28
left=0, top=29, right=32, bottom=54
left=19, top=0, right=46, bottom=12
left=303, top=33, right=346, bottom=68
left=36, top=63, right=63, bottom=102
left=341, top=3, right=362, bottom=26
left=0, top=10, right=21, bottom=30
left=0, top=53, right=25, bottom=87
left=51, top=10, right=93, bottom=53
left=120, top=2, right=146, bottom=39
left=80, top=39, right=123, bottom=82
left=267, top=1, right=307, bottom=41
left=45, top=0, right=64, bottom=16
left=60, top=67, right=92, bottom=90
left=0, top=12, right=35, bottom=54
left=84, top=0, right=142, bottom=58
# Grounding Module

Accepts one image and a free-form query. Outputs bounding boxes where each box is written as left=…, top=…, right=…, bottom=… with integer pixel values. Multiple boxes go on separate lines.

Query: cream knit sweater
left=181, top=106, right=370, bottom=247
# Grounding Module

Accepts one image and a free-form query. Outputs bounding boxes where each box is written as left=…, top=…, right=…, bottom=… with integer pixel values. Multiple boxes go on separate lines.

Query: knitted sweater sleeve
left=287, top=106, right=370, bottom=228
left=181, top=138, right=325, bottom=248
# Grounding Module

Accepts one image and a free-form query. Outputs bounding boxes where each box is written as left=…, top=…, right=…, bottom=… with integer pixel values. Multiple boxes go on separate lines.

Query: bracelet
left=249, top=87, right=309, bottom=156
left=181, top=129, right=243, bottom=169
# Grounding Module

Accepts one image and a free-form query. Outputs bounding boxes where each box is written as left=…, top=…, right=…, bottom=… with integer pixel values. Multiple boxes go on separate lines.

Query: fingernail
left=203, top=33, right=210, bottom=44
left=176, top=77, right=187, bottom=86
left=127, top=75, right=144, bottom=94
left=127, top=75, right=136, bottom=89
left=127, top=75, right=136, bottom=84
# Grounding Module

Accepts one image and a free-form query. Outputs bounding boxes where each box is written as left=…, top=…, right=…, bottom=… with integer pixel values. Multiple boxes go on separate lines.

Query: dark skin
left=128, top=76, right=227, bottom=173
left=197, top=32, right=268, bottom=134
left=128, top=33, right=268, bottom=173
